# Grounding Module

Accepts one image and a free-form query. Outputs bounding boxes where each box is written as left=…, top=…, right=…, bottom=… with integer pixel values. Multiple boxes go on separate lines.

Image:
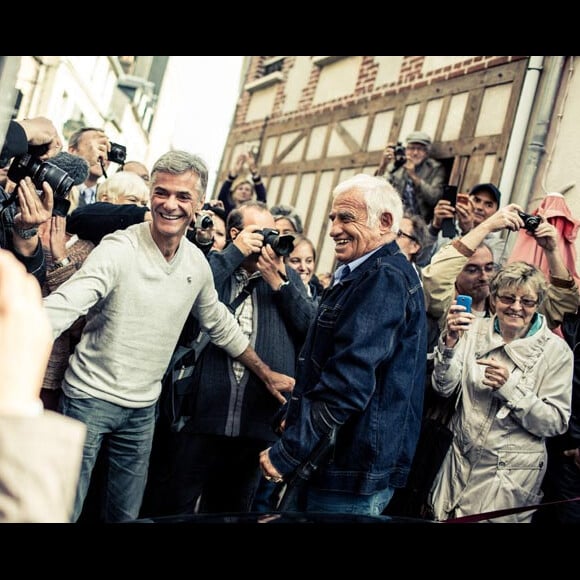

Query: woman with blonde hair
left=97, top=171, right=150, bottom=207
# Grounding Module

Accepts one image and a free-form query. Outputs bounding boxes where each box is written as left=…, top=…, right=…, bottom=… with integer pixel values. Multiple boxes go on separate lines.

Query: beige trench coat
left=428, top=314, right=573, bottom=523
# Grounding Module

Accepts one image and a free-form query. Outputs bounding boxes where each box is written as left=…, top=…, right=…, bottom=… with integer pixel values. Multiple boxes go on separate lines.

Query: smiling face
left=149, top=170, right=201, bottom=244
left=328, top=189, right=385, bottom=264
left=405, top=142, right=429, bottom=166
left=286, top=238, right=316, bottom=285
left=491, top=284, right=539, bottom=340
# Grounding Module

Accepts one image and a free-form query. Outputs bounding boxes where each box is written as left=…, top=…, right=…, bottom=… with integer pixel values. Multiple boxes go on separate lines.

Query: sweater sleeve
left=66, top=202, right=148, bottom=245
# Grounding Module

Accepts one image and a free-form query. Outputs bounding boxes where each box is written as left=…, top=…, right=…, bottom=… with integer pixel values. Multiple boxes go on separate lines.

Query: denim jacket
left=268, top=241, right=427, bottom=494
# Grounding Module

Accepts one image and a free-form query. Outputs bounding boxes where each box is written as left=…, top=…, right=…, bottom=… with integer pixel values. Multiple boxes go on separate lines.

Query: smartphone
left=456, top=294, right=472, bottom=313
left=440, top=185, right=459, bottom=238
left=442, top=185, right=458, bottom=206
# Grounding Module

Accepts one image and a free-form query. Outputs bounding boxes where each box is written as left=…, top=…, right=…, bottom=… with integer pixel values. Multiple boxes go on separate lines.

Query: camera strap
left=227, top=275, right=261, bottom=314
left=497, top=229, right=512, bottom=266
left=192, top=275, right=260, bottom=353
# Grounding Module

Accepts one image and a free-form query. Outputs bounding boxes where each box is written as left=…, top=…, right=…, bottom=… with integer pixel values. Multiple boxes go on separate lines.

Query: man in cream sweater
left=44, top=150, right=294, bottom=523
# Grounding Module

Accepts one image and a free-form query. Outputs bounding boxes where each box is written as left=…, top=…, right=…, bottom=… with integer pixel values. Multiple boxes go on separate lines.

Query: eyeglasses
left=397, top=230, right=418, bottom=243
left=496, top=295, right=538, bottom=308
left=462, top=263, right=499, bottom=275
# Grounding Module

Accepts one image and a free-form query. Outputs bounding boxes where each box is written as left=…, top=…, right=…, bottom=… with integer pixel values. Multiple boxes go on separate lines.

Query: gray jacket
left=428, top=314, right=573, bottom=522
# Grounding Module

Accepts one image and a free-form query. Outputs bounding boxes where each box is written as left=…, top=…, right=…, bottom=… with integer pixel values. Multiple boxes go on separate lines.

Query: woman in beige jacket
left=428, top=262, right=574, bottom=523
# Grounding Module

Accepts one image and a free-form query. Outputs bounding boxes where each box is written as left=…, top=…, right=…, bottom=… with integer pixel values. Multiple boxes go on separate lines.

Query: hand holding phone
left=456, top=294, right=472, bottom=313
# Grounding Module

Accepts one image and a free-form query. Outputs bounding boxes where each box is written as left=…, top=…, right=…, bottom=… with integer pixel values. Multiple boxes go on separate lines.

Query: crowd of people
left=1, top=118, right=579, bottom=524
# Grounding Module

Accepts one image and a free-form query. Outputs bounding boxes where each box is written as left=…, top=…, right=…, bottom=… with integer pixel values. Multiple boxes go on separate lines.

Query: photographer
left=375, top=131, right=446, bottom=224
left=417, top=183, right=506, bottom=267
left=67, top=127, right=125, bottom=208
left=0, top=117, right=64, bottom=284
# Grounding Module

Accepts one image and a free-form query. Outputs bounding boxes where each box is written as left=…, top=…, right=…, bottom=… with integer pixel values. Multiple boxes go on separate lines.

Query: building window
left=263, top=57, right=284, bottom=76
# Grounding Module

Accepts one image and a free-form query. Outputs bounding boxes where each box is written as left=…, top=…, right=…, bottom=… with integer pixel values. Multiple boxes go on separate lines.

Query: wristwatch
left=52, top=256, right=71, bottom=269
left=12, top=225, right=38, bottom=240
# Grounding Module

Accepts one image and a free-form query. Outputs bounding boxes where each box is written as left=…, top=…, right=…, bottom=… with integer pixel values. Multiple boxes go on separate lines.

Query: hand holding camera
left=19, top=117, right=61, bottom=159
left=527, top=215, right=557, bottom=252
left=186, top=211, right=215, bottom=247
left=517, top=210, right=541, bottom=232
left=99, top=142, right=127, bottom=179
left=12, top=176, right=54, bottom=236
left=392, top=142, right=407, bottom=171
left=232, top=225, right=268, bottom=257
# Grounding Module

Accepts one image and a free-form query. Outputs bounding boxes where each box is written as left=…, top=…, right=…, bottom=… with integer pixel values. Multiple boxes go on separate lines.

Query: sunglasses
left=495, top=295, right=538, bottom=308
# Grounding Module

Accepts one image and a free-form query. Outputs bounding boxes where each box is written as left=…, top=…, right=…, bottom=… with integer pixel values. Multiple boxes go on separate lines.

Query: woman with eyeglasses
left=426, top=261, right=574, bottom=523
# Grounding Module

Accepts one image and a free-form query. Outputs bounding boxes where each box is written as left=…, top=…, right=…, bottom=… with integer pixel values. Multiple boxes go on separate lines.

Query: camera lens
left=517, top=210, right=541, bottom=232
left=195, top=214, right=213, bottom=229
left=261, top=228, right=295, bottom=257
left=7, top=154, right=74, bottom=198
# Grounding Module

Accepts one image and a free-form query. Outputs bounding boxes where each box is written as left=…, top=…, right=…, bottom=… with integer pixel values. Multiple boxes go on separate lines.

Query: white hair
left=332, top=173, right=402, bottom=232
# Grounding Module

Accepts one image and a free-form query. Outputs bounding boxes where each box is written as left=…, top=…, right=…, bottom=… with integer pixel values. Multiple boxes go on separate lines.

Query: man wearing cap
left=375, top=131, right=446, bottom=224
left=418, top=182, right=505, bottom=266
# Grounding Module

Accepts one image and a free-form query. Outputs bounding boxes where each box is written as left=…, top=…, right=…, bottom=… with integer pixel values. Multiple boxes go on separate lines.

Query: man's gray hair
left=151, top=150, right=209, bottom=197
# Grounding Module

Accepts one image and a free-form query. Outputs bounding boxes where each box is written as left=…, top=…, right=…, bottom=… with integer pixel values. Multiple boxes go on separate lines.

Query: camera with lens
left=393, top=141, right=406, bottom=170
left=258, top=228, right=295, bottom=257
left=108, top=142, right=127, bottom=165
left=7, top=153, right=75, bottom=198
left=195, top=213, right=214, bottom=230
left=517, top=210, right=541, bottom=232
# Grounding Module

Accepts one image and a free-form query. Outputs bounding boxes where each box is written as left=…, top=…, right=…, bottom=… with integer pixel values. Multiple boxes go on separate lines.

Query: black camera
left=195, top=213, right=214, bottom=229
left=7, top=153, right=74, bottom=198
left=393, top=142, right=406, bottom=170
left=259, top=228, right=295, bottom=257
left=517, top=210, right=541, bottom=232
left=108, top=142, right=127, bottom=165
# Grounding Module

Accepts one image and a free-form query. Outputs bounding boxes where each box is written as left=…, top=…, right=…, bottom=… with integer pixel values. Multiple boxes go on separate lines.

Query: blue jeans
left=301, top=486, right=395, bottom=516
left=59, top=394, right=156, bottom=523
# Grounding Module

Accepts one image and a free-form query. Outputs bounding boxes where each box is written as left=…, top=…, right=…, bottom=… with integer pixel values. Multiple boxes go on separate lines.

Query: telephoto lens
left=7, top=154, right=75, bottom=198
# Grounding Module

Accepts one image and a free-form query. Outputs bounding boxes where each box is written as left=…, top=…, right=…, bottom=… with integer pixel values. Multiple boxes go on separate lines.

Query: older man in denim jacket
left=260, top=174, right=427, bottom=516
